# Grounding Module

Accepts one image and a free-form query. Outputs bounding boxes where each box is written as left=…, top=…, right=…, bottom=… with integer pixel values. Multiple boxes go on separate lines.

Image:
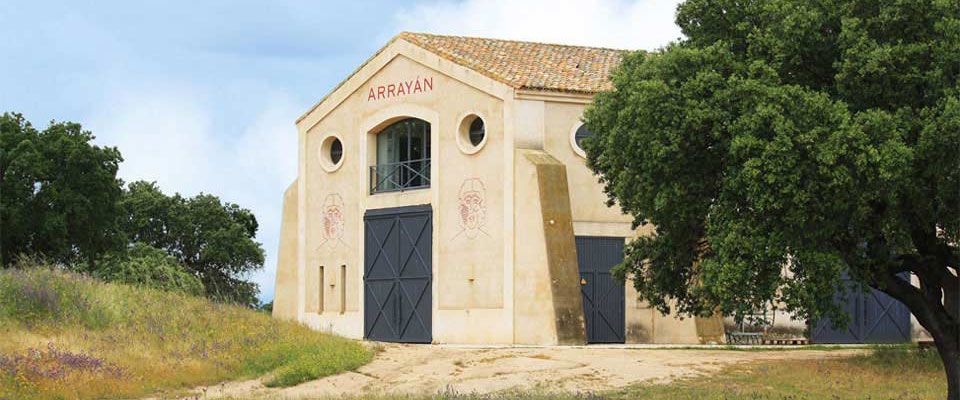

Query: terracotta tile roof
left=399, top=32, right=628, bottom=94
left=297, top=32, right=630, bottom=124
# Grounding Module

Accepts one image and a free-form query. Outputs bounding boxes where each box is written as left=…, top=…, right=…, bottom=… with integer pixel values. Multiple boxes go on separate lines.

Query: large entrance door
left=576, top=236, right=626, bottom=344
left=363, top=205, right=432, bottom=343
left=811, top=275, right=911, bottom=344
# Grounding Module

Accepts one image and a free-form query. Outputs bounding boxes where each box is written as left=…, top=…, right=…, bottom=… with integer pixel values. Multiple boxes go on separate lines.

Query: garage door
left=576, top=236, right=626, bottom=344
left=811, top=275, right=911, bottom=344
left=363, top=205, right=432, bottom=343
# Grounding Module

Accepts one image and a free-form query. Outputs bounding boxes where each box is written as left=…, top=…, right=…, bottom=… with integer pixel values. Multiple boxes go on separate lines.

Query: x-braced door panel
left=576, top=236, right=626, bottom=344
left=363, top=205, right=432, bottom=343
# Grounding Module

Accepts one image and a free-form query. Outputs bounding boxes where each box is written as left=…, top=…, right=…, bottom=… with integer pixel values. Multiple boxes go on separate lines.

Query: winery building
left=271, top=32, right=914, bottom=345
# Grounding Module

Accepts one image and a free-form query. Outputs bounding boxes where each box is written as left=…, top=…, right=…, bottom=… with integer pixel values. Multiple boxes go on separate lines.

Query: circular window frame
left=569, top=122, right=591, bottom=158
left=318, top=134, right=344, bottom=172
left=456, top=112, right=488, bottom=155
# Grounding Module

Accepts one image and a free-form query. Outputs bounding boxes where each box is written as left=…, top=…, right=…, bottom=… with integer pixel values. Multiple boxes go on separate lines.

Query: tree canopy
left=1, top=113, right=265, bottom=307
left=583, top=0, right=959, bottom=396
left=0, top=113, right=123, bottom=266
left=119, top=181, right=265, bottom=307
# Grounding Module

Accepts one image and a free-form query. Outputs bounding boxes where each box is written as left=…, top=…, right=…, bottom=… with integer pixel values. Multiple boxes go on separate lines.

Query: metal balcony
left=369, top=158, right=431, bottom=194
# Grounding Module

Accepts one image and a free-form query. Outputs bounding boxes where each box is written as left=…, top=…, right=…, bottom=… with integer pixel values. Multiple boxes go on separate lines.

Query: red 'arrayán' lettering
left=367, top=76, right=434, bottom=101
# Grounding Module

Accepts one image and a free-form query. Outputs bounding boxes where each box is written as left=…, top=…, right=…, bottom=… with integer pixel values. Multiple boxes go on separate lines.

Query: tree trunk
left=935, top=335, right=960, bottom=400
left=874, top=270, right=959, bottom=399
left=920, top=302, right=960, bottom=400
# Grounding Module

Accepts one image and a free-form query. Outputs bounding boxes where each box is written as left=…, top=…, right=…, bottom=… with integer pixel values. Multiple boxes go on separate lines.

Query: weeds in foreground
left=0, top=265, right=373, bottom=400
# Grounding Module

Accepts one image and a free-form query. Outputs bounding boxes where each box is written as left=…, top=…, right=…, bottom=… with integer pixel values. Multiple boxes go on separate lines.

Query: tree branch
left=877, top=269, right=957, bottom=343
left=893, top=253, right=959, bottom=322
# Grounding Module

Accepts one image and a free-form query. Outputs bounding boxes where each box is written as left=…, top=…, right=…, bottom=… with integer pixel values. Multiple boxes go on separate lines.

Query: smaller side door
left=576, top=236, right=626, bottom=344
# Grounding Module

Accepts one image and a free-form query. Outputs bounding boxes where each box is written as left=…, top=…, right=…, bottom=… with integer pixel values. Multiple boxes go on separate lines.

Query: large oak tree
left=583, top=0, right=960, bottom=396
left=0, top=113, right=123, bottom=266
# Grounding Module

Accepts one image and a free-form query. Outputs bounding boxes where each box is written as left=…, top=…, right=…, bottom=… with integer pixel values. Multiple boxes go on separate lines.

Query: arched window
left=371, top=118, right=431, bottom=193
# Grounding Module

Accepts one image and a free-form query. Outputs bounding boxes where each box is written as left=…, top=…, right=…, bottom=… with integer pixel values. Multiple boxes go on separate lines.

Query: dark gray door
left=811, top=275, right=911, bottom=344
left=576, top=236, right=626, bottom=344
left=363, top=205, right=432, bottom=343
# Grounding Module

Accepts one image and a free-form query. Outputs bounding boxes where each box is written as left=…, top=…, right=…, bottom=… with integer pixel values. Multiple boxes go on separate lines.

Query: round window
left=468, top=118, right=485, bottom=146
left=456, top=114, right=488, bottom=154
left=570, top=123, right=595, bottom=158
left=574, top=124, right=593, bottom=148
left=319, top=135, right=344, bottom=172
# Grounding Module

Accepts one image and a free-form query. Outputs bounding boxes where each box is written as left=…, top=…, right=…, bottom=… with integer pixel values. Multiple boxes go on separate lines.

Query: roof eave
left=515, top=88, right=602, bottom=104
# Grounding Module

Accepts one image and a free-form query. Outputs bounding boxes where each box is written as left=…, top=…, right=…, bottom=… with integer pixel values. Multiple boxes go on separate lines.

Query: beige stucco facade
left=273, top=36, right=721, bottom=345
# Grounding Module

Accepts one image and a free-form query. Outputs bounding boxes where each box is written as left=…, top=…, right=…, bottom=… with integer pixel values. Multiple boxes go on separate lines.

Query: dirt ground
left=188, top=344, right=863, bottom=399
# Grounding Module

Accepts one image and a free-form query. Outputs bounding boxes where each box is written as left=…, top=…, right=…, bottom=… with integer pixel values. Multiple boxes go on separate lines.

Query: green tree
left=119, top=181, right=265, bottom=307
left=0, top=113, right=124, bottom=267
left=583, top=0, right=960, bottom=396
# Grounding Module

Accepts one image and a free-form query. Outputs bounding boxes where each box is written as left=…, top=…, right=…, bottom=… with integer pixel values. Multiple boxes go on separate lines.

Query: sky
left=0, top=0, right=683, bottom=303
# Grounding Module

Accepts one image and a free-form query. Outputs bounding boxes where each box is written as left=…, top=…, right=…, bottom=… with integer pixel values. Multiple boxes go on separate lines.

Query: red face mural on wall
left=321, top=193, right=346, bottom=247
left=455, top=178, right=488, bottom=239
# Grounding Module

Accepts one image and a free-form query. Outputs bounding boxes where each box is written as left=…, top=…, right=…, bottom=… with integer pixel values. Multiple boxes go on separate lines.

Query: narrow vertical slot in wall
left=340, top=265, right=347, bottom=314
left=318, top=266, right=325, bottom=312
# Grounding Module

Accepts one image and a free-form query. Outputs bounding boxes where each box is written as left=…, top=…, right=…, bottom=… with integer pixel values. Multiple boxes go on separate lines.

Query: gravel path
left=181, top=344, right=863, bottom=399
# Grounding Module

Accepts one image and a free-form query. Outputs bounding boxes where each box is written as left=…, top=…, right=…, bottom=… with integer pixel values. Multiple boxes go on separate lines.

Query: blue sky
left=0, top=0, right=682, bottom=303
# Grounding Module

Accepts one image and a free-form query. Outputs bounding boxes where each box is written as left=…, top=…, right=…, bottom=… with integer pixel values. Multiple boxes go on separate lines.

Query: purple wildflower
left=0, top=342, right=126, bottom=382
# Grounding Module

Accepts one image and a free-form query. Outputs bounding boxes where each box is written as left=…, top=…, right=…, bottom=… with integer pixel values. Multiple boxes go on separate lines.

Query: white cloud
left=88, top=83, right=299, bottom=303
left=222, top=94, right=300, bottom=302
left=393, top=0, right=684, bottom=50
left=88, top=84, right=218, bottom=195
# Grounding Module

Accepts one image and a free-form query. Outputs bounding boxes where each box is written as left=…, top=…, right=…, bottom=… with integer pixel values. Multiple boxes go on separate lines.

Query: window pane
left=469, top=118, right=485, bottom=146
left=330, top=139, right=343, bottom=164
left=575, top=125, right=593, bottom=148
left=373, top=118, right=431, bottom=192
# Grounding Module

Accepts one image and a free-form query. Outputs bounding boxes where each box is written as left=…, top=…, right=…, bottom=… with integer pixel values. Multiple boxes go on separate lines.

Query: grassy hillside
left=0, top=264, right=373, bottom=399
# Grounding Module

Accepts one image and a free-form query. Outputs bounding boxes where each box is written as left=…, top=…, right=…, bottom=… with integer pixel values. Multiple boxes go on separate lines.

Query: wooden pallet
left=726, top=332, right=763, bottom=345
left=761, top=338, right=809, bottom=345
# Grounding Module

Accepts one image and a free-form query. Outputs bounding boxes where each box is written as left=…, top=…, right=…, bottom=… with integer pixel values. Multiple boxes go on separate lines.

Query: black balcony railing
left=370, top=158, right=431, bottom=194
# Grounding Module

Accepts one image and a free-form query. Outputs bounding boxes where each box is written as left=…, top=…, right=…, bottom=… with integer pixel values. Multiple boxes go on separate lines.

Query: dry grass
left=610, top=346, right=945, bottom=399
left=0, top=266, right=373, bottom=399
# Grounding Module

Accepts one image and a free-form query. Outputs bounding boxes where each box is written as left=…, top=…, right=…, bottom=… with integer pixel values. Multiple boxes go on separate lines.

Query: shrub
left=94, top=243, right=204, bottom=296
